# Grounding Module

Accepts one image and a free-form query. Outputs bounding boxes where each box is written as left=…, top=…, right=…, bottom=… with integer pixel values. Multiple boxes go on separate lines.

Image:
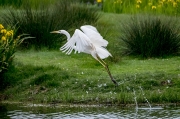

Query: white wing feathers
left=60, top=29, right=93, bottom=54
left=96, top=47, right=112, bottom=59
left=80, top=25, right=108, bottom=47
left=60, top=32, right=76, bottom=55
left=81, top=25, right=99, bottom=33
left=60, top=25, right=112, bottom=59
left=60, top=39, right=74, bottom=55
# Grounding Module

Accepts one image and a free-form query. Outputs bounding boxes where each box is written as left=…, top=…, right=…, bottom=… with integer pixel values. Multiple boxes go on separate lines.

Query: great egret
left=50, top=25, right=118, bottom=86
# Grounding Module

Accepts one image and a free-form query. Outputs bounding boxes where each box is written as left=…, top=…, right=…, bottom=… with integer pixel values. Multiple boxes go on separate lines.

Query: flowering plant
left=0, top=24, right=30, bottom=73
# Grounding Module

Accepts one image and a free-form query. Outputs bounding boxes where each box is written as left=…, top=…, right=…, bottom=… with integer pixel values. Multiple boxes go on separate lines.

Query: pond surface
left=0, top=103, right=180, bottom=119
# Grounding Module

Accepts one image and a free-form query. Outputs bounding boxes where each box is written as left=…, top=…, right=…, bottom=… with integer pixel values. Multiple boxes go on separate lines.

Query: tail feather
left=96, top=47, right=112, bottom=59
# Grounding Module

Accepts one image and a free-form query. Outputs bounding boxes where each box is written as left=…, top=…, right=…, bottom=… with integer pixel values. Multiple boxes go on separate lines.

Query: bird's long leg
left=96, top=54, right=118, bottom=86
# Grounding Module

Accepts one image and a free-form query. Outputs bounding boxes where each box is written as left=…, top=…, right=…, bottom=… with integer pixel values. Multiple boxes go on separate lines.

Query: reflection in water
left=0, top=104, right=180, bottom=119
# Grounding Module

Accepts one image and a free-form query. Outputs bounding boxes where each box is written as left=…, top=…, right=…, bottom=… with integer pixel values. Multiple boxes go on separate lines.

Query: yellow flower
left=5, top=32, right=11, bottom=37
left=6, top=30, right=13, bottom=37
left=10, top=30, right=13, bottom=34
left=1, top=36, right=6, bottom=41
left=0, top=24, right=4, bottom=30
left=136, top=4, right=140, bottom=8
left=137, top=0, right=142, bottom=4
left=1, top=29, right=7, bottom=34
left=173, top=2, right=177, bottom=7
left=152, top=6, right=157, bottom=9
left=159, top=1, right=163, bottom=5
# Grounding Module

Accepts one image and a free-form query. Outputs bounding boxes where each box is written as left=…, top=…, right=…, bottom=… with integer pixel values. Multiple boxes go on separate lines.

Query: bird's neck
left=63, top=30, right=71, bottom=41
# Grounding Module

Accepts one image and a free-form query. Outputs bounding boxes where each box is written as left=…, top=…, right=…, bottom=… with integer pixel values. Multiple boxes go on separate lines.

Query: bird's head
left=50, top=30, right=66, bottom=34
left=50, top=30, right=70, bottom=40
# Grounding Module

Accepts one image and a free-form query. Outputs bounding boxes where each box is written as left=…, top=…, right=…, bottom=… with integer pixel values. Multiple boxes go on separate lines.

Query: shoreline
left=1, top=101, right=179, bottom=108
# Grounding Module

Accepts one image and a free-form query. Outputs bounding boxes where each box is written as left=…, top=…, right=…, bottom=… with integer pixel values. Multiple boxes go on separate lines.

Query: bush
left=0, top=24, right=26, bottom=87
left=1, top=0, right=100, bottom=49
left=121, top=15, right=180, bottom=58
left=0, top=24, right=17, bottom=73
left=0, top=24, right=33, bottom=89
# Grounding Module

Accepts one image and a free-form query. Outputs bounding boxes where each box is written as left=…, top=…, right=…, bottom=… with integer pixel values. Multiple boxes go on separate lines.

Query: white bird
left=50, top=25, right=118, bottom=85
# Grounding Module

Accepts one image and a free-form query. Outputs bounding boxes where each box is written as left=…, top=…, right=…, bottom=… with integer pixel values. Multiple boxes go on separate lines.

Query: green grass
left=1, top=13, right=180, bottom=106
left=1, top=50, right=180, bottom=105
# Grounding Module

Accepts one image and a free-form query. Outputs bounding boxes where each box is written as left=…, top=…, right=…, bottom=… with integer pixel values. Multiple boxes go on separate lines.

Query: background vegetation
left=0, top=0, right=180, bottom=106
left=0, top=24, right=33, bottom=89
left=103, top=0, right=180, bottom=15
left=1, top=0, right=100, bottom=49
left=121, top=15, right=180, bottom=58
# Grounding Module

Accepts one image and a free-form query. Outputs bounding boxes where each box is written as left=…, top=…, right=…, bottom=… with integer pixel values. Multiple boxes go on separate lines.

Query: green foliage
left=0, top=25, right=15, bottom=73
left=121, top=15, right=180, bottom=58
left=103, top=0, right=132, bottom=13
left=0, top=0, right=58, bottom=8
left=0, top=0, right=22, bottom=7
left=80, top=0, right=95, bottom=4
left=0, top=25, right=29, bottom=73
left=103, top=0, right=180, bottom=15
left=0, top=24, right=32, bottom=89
left=1, top=0, right=100, bottom=49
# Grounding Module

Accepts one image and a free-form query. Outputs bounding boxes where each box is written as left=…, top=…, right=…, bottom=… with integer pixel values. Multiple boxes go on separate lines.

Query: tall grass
left=120, top=15, right=180, bottom=58
left=0, top=0, right=22, bottom=8
left=1, top=0, right=100, bottom=49
left=0, top=0, right=57, bottom=8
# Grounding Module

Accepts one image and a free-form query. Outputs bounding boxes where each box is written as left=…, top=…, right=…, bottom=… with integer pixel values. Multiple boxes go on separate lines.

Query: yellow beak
left=50, top=31, right=59, bottom=33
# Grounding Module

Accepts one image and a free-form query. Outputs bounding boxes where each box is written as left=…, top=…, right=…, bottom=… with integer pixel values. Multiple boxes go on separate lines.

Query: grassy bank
left=1, top=13, right=180, bottom=106
left=1, top=50, right=180, bottom=106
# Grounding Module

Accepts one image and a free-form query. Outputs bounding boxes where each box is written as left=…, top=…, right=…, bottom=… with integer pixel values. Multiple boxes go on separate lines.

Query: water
left=0, top=103, right=180, bottom=119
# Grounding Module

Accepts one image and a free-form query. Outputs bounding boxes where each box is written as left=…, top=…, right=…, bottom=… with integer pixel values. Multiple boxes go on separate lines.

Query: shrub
left=121, top=15, right=180, bottom=58
left=0, top=24, right=25, bottom=82
left=1, top=0, right=100, bottom=49
left=0, top=24, right=17, bottom=73
left=0, top=24, right=33, bottom=89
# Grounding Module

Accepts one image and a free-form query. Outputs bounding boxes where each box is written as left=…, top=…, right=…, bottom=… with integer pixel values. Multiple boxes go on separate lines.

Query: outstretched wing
left=60, top=29, right=93, bottom=55
left=81, top=25, right=99, bottom=33
left=80, top=25, right=108, bottom=47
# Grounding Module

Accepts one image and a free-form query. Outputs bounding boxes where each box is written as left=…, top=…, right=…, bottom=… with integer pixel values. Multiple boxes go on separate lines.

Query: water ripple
left=1, top=105, right=179, bottom=119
